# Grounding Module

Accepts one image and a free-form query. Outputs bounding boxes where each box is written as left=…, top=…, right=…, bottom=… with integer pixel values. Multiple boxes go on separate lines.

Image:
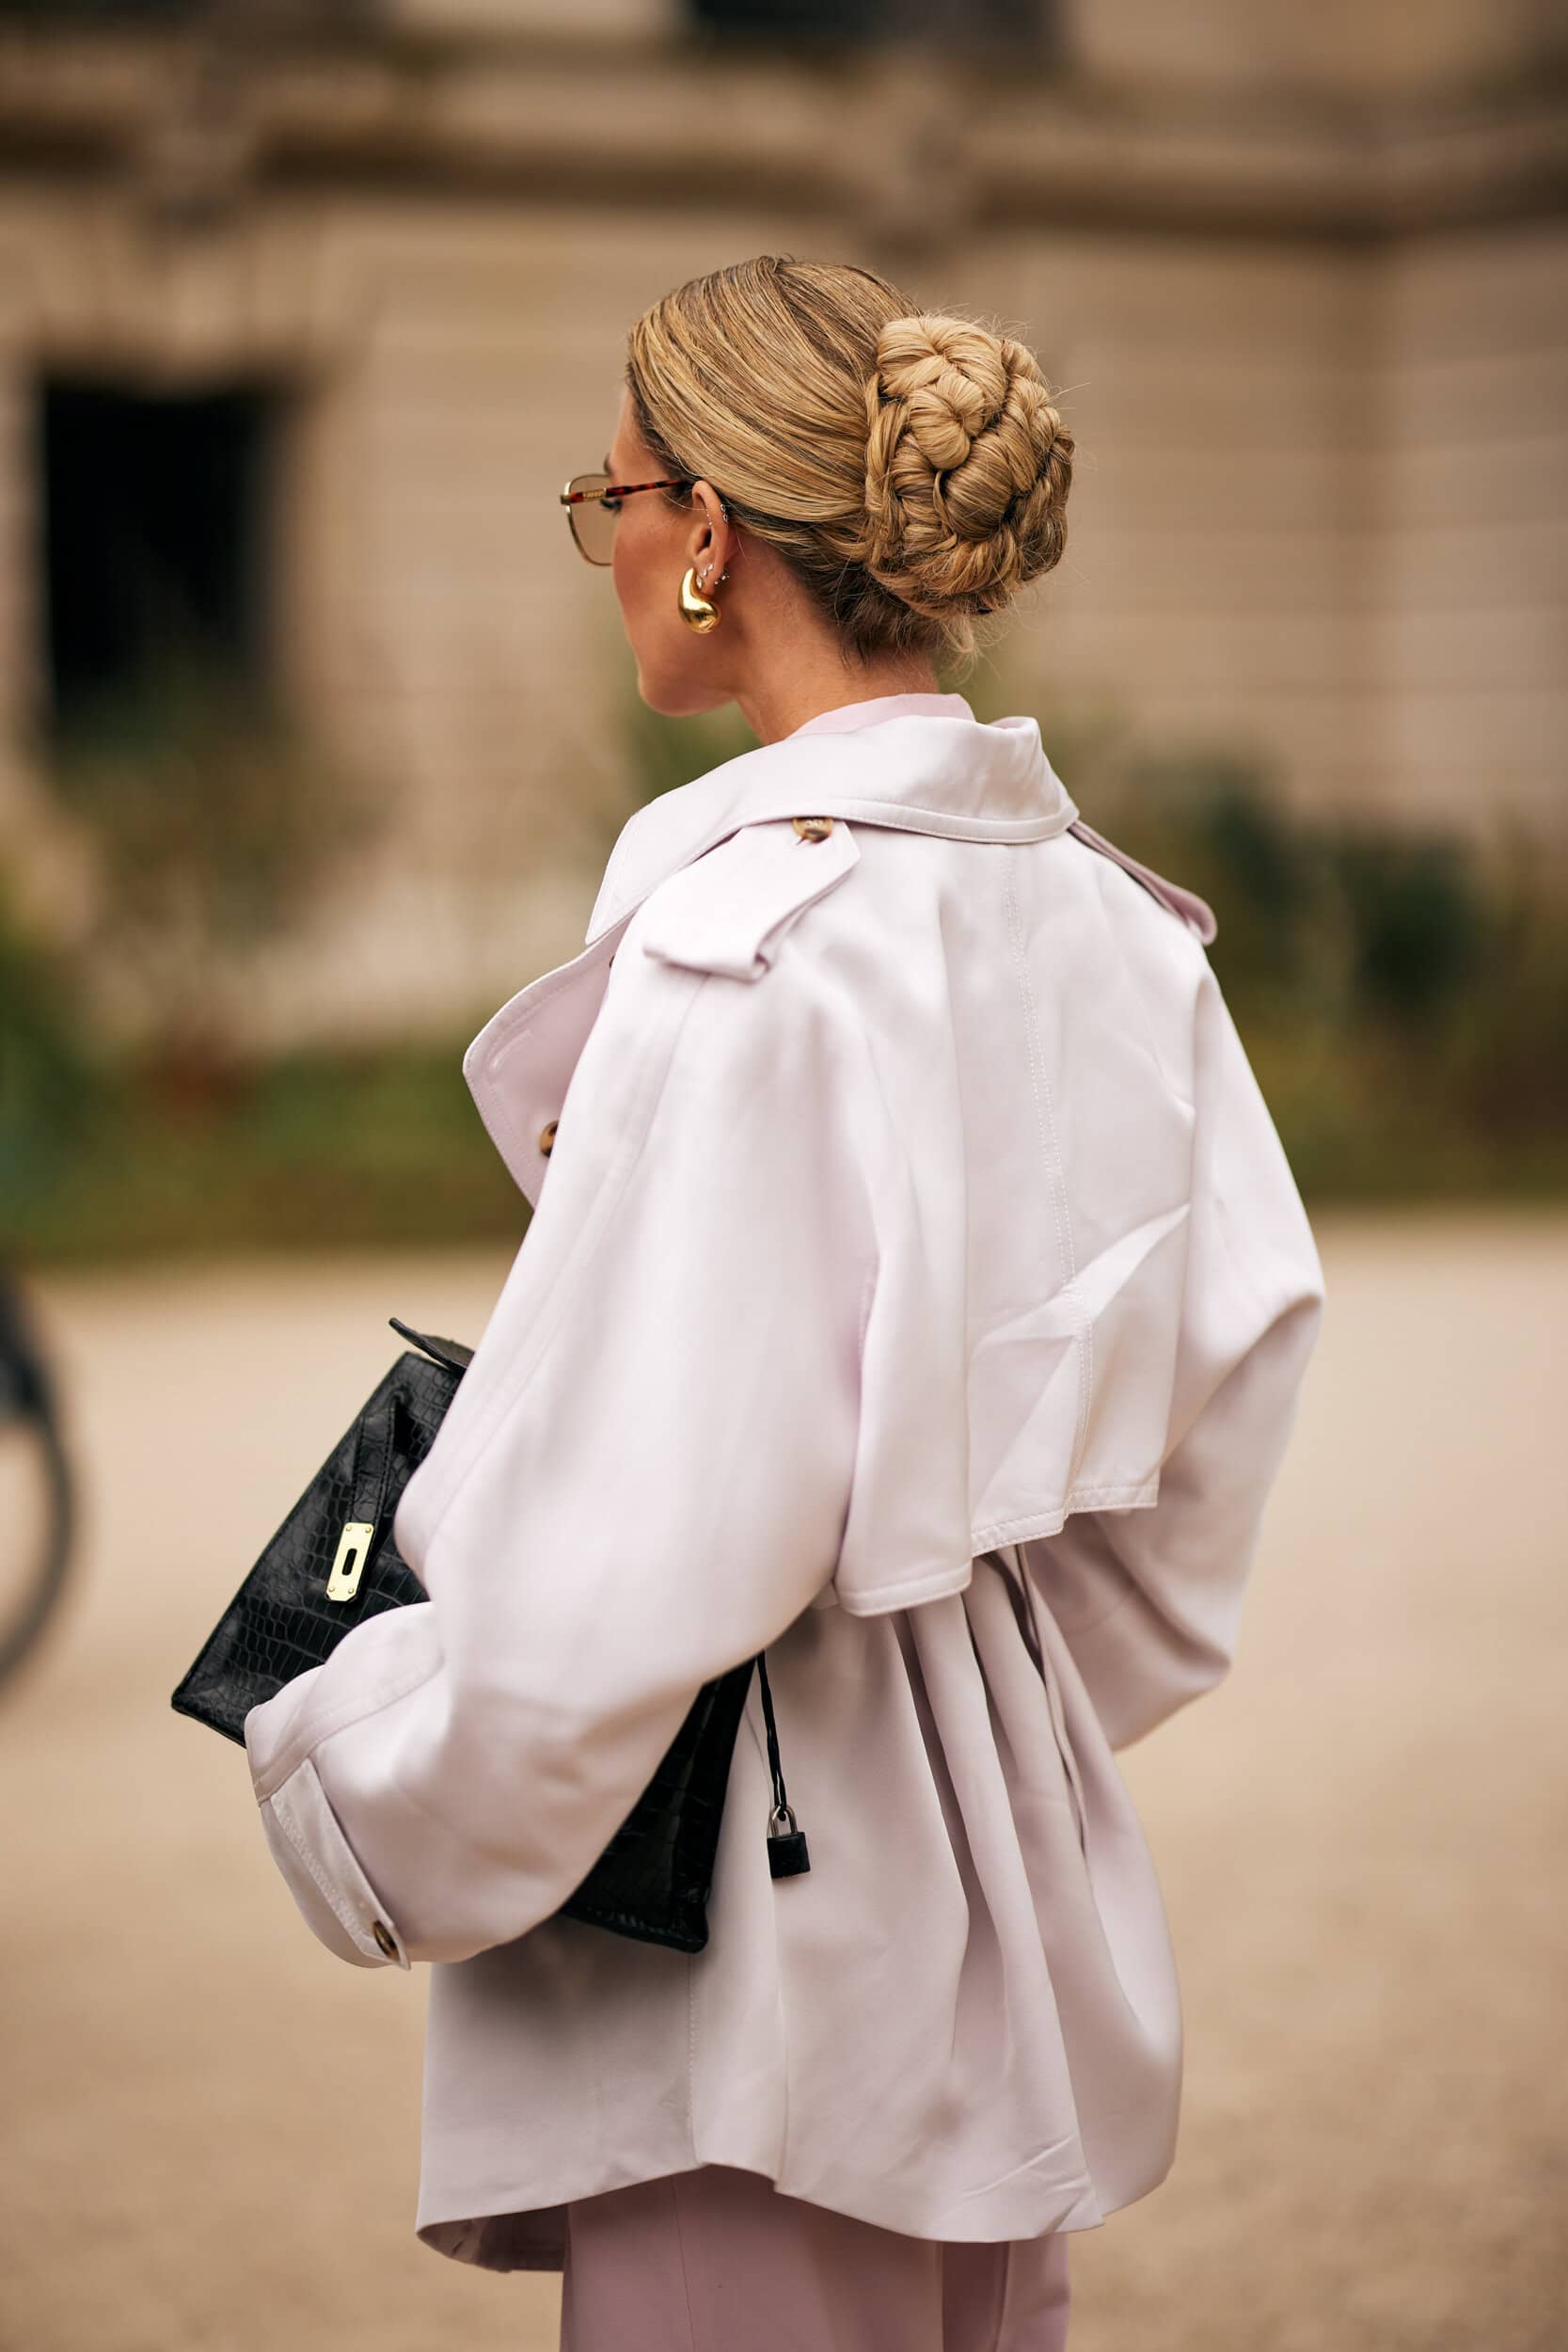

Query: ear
left=687, top=480, right=733, bottom=580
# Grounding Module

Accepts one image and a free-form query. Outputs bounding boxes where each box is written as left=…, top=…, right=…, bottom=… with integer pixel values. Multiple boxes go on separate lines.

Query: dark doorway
left=40, top=379, right=277, bottom=734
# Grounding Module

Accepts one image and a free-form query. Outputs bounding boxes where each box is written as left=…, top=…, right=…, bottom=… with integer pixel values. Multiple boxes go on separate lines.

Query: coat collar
left=584, top=698, right=1080, bottom=946
left=464, top=700, right=1082, bottom=1206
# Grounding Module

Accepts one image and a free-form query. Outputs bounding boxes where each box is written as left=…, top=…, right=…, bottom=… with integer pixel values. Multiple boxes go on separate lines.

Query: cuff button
left=372, top=1918, right=400, bottom=1959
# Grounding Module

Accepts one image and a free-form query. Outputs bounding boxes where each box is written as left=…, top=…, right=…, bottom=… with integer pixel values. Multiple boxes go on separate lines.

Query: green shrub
left=0, top=876, right=111, bottom=1217
left=41, top=652, right=380, bottom=1073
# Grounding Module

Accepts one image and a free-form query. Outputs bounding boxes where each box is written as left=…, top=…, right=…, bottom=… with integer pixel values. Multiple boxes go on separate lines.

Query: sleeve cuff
left=256, top=1755, right=412, bottom=1972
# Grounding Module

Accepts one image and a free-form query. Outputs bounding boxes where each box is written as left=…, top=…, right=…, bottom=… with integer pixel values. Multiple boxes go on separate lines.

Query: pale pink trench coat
left=243, top=691, right=1326, bottom=2272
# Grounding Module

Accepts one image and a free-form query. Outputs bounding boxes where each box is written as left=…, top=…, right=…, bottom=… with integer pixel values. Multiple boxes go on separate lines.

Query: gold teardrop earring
left=679, top=561, right=726, bottom=634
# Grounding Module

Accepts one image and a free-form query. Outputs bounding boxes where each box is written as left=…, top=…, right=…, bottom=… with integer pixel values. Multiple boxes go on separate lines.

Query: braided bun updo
left=856, top=315, right=1072, bottom=624
left=624, top=255, right=1074, bottom=669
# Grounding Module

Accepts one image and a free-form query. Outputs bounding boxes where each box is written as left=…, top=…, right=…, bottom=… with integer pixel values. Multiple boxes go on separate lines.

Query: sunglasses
left=559, top=469, right=694, bottom=567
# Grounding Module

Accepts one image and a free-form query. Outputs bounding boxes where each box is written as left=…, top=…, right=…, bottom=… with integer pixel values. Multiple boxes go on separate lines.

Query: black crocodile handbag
left=170, top=1318, right=808, bottom=1954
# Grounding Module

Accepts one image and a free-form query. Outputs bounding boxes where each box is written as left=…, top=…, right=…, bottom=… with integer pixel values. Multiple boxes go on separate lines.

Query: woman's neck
left=739, top=657, right=945, bottom=747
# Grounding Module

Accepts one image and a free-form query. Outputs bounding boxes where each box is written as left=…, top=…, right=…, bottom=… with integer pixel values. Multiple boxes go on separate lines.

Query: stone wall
left=0, top=14, right=1561, bottom=1041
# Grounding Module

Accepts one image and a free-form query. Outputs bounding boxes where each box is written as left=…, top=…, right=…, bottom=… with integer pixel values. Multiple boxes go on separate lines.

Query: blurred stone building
left=0, top=0, right=1564, bottom=1042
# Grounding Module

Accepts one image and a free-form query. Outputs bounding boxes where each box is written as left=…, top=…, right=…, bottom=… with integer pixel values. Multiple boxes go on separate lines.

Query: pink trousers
left=558, top=2164, right=1071, bottom=2352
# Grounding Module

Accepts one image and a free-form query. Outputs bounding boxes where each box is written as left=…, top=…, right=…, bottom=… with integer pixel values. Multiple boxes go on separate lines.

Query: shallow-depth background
left=1, top=4, right=1565, bottom=2347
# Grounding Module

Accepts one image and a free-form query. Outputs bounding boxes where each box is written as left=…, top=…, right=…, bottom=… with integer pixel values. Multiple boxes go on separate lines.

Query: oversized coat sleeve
left=1021, top=965, right=1327, bottom=1752
left=241, top=933, right=877, bottom=1968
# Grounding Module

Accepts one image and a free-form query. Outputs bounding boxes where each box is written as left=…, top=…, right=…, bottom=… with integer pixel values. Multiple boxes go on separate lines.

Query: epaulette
left=1068, top=818, right=1218, bottom=943
left=639, top=815, right=861, bottom=981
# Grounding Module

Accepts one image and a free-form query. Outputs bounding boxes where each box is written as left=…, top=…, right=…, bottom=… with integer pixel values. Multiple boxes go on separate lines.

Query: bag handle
left=388, top=1317, right=474, bottom=1375
left=326, top=1323, right=467, bottom=1605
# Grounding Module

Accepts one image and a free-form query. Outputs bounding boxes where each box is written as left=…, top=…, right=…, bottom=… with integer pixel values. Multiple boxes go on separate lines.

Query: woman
left=242, top=255, right=1326, bottom=2350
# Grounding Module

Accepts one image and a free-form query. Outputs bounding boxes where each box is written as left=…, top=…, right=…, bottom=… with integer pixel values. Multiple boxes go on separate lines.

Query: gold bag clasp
left=326, top=1520, right=375, bottom=1602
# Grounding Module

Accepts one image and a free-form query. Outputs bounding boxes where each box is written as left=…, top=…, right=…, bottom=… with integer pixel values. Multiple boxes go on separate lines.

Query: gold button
left=792, top=814, right=833, bottom=842
left=372, top=1918, right=399, bottom=1959
left=538, top=1119, right=558, bottom=1157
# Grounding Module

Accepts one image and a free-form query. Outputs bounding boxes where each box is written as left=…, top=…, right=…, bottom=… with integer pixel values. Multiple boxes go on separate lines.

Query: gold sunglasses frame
left=559, top=470, right=693, bottom=566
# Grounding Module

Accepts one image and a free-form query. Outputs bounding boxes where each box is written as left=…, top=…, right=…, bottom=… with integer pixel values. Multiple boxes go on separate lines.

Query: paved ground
left=1, top=1215, right=1564, bottom=2352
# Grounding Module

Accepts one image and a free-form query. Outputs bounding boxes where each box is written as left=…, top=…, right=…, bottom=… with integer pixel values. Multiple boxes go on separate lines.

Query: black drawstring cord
left=756, top=1652, right=787, bottom=1812
left=755, top=1653, right=811, bottom=1878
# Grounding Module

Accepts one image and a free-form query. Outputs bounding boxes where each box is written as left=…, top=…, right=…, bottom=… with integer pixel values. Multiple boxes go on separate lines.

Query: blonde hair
left=625, top=254, right=1074, bottom=669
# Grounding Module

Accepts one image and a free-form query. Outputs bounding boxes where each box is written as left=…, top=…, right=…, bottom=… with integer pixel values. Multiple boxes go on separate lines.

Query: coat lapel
left=460, top=924, right=626, bottom=1207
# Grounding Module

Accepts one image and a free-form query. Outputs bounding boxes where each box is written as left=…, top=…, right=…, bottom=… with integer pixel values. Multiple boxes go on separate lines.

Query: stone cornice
left=0, top=26, right=1563, bottom=245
